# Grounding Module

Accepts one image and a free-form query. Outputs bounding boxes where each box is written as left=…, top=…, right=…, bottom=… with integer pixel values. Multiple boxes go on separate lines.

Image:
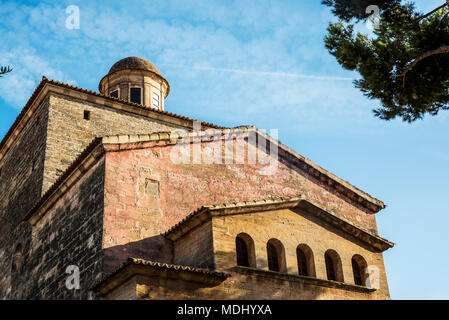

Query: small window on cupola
left=153, top=92, right=160, bottom=108
left=110, top=90, right=118, bottom=98
left=130, top=87, right=141, bottom=104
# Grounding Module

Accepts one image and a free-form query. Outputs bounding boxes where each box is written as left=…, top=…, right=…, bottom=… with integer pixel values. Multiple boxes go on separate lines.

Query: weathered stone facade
left=43, top=93, right=183, bottom=193
left=97, top=259, right=385, bottom=300
left=0, top=98, right=49, bottom=297
left=0, top=57, right=393, bottom=300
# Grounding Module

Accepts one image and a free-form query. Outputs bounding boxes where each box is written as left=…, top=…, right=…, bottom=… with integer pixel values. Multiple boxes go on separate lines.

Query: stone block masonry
left=0, top=57, right=392, bottom=300
left=0, top=98, right=49, bottom=298
left=43, top=93, right=184, bottom=194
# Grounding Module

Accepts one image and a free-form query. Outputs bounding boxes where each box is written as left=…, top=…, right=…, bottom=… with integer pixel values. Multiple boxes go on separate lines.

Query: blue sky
left=1, top=0, right=448, bottom=299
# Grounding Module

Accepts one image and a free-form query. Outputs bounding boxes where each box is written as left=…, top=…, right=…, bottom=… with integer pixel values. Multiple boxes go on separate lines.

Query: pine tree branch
left=401, top=45, right=449, bottom=88
left=0, top=65, right=13, bottom=77
left=416, top=1, right=449, bottom=23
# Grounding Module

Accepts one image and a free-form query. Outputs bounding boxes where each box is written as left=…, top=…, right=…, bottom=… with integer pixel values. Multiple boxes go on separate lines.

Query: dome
left=99, top=56, right=170, bottom=109
left=108, top=57, right=162, bottom=76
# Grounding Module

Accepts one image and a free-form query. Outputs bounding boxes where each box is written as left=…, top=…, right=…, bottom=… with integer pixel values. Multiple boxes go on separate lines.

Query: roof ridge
left=100, top=126, right=257, bottom=145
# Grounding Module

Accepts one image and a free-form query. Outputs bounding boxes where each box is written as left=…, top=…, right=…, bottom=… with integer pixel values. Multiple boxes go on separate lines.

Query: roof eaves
left=162, top=196, right=394, bottom=252
left=92, top=258, right=231, bottom=296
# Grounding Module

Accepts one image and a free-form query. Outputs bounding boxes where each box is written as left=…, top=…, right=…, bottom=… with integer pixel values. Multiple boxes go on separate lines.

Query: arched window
left=235, top=233, right=256, bottom=268
left=296, top=244, right=316, bottom=277
left=352, top=254, right=368, bottom=286
left=266, top=239, right=286, bottom=273
left=236, top=237, right=249, bottom=266
left=324, top=249, right=344, bottom=282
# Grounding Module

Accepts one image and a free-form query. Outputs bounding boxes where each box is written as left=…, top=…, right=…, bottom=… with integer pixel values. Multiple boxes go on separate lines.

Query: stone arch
left=266, top=238, right=287, bottom=273
left=324, top=249, right=344, bottom=282
left=235, top=233, right=256, bottom=268
left=296, top=244, right=316, bottom=277
left=351, top=254, right=368, bottom=286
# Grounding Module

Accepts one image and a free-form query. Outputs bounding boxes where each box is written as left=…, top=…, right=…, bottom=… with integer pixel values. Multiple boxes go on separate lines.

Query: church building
left=0, top=57, right=393, bottom=300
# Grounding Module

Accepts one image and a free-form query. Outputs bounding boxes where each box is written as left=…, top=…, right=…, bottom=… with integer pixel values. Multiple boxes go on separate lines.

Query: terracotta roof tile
left=91, top=257, right=231, bottom=293
left=127, top=258, right=230, bottom=277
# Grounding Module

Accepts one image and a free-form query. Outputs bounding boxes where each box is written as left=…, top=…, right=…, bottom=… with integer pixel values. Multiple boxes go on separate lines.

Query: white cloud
left=0, top=0, right=438, bottom=134
left=0, top=47, right=75, bottom=108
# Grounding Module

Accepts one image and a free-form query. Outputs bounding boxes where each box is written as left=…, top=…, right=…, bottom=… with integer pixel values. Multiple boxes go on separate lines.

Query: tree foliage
left=323, top=0, right=449, bottom=122
left=322, top=0, right=400, bottom=22
left=0, top=65, right=13, bottom=78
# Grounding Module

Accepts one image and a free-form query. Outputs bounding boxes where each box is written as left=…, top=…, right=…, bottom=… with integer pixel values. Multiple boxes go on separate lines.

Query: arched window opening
left=297, top=248, right=307, bottom=276
left=267, top=242, right=279, bottom=271
left=236, top=237, right=249, bottom=267
left=296, top=244, right=316, bottom=277
left=235, top=233, right=256, bottom=268
left=324, top=249, right=344, bottom=282
left=266, top=239, right=286, bottom=273
left=352, top=255, right=368, bottom=286
left=325, top=252, right=336, bottom=280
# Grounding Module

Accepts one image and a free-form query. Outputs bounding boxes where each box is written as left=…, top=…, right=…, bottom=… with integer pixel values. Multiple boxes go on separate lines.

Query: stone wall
left=101, top=138, right=384, bottom=278
left=0, top=87, right=389, bottom=300
left=103, top=138, right=378, bottom=255
left=0, top=98, right=49, bottom=298
left=22, top=158, right=106, bottom=299
left=43, top=93, right=184, bottom=194
left=173, top=221, right=215, bottom=269
left=211, top=208, right=390, bottom=297
left=105, top=271, right=388, bottom=300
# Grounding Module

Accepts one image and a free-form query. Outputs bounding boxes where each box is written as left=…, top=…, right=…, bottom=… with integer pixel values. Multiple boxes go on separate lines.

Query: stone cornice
left=93, top=258, right=231, bottom=297
left=99, top=68, right=170, bottom=98
left=231, top=266, right=377, bottom=293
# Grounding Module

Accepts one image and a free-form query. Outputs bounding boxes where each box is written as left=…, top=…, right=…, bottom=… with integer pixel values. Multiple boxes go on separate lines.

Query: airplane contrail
left=161, top=63, right=353, bottom=81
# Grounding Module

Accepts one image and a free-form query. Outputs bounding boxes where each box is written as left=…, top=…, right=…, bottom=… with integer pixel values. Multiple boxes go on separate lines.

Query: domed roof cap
left=108, top=57, right=161, bottom=76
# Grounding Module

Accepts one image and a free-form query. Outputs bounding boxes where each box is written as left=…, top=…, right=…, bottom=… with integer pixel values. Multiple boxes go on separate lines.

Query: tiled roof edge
left=128, top=257, right=230, bottom=277
left=0, top=76, right=225, bottom=163
left=91, top=257, right=231, bottom=293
